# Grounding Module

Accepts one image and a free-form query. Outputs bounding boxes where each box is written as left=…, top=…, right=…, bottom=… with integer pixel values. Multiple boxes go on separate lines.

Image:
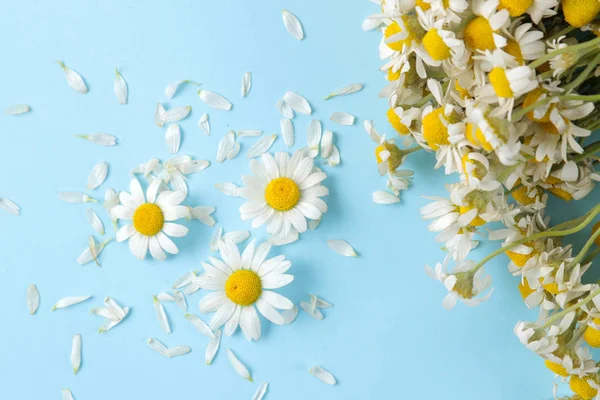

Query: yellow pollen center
left=415, top=0, right=432, bottom=10
left=523, top=88, right=554, bottom=122
left=264, top=177, right=301, bottom=211
left=461, top=153, right=486, bottom=182
left=544, top=360, right=568, bottom=377
left=563, top=0, right=600, bottom=27
left=465, top=123, right=493, bottom=151
left=504, top=39, right=524, bottom=64
left=498, top=0, right=534, bottom=16
left=387, top=68, right=401, bottom=81
left=464, top=17, right=496, bottom=51
left=518, top=277, right=535, bottom=299
left=422, top=108, right=450, bottom=150
left=511, top=186, right=539, bottom=205
left=375, top=142, right=403, bottom=170
left=225, top=270, right=262, bottom=306
left=387, top=108, right=410, bottom=135
left=459, top=205, right=486, bottom=227
left=570, top=375, right=599, bottom=399
left=133, top=203, right=164, bottom=236
left=584, top=318, right=600, bottom=347
left=455, top=80, right=470, bottom=99
left=423, top=28, right=451, bottom=61
left=489, top=67, right=514, bottom=98
left=384, top=21, right=410, bottom=51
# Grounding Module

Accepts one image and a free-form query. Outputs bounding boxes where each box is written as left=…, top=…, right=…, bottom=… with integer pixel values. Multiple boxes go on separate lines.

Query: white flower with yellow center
left=196, top=239, right=294, bottom=341
left=113, top=178, right=189, bottom=260
left=463, top=0, right=509, bottom=52
left=238, top=151, right=328, bottom=239
left=415, top=0, right=468, bottom=24
left=415, top=10, right=468, bottom=70
left=503, top=20, right=545, bottom=65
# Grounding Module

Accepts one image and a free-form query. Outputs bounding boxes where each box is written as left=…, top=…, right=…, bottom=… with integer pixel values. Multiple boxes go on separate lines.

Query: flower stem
left=511, top=98, right=552, bottom=122
left=558, top=94, right=600, bottom=102
left=528, top=37, right=600, bottom=70
left=567, top=227, right=600, bottom=268
left=573, top=141, right=600, bottom=162
left=540, top=286, right=600, bottom=329
left=563, top=52, right=600, bottom=93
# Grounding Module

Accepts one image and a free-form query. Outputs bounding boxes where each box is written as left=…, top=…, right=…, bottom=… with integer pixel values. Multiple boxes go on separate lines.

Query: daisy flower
left=503, top=20, right=545, bottom=65
left=462, top=0, right=509, bottom=52
left=238, top=151, right=328, bottom=239
left=196, top=239, right=294, bottom=341
left=113, top=178, right=190, bottom=260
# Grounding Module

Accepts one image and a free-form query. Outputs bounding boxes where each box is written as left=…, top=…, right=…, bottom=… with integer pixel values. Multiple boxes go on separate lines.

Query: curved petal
left=147, top=179, right=162, bottom=203
left=156, top=231, right=178, bottom=254
left=224, top=305, right=241, bottom=336
left=162, top=222, right=189, bottom=237
left=295, top=201, right=321, bottom=220
left=240, top=306, right=261, bottom=341
left=299, top=172, right=327, bottom=190
left=208, top=256, right=233, bottom=275
left=130, top=178, right=145, bottom=205
left=251, top=242, right=272, bottom=271
left=119, top=191, right=139, bottom=210
left=149, top=236, right=167, bottom=260
left=116, top=223, right=135, bottom=242
left=287, top=208, right=307, bottom=233
left=112, top=205, right=134, bottom=220
left=198, top=291, right=228, bottom=313
left=261, top=274, right=294, bottom=289
left=240, top=240, right=255, bottom=269
left=256, top=298, right=284, bottom=325
left=261, top=291, right=293, bottom=310
left=261, top=153, right=280, bottom=180
left=163, top=205, right=190, bottom=221
left=292, top=157, right=313, bottom=183
left=218, top=238, right=241, bottom=270
left=209, top=301, right=236, bottom=330
left=129, top=232, right=148, bottom=260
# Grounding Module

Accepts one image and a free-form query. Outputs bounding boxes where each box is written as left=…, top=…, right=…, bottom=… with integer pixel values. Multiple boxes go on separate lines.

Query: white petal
left=166, top=345, right=191, bottom=358
left=321, top=130, right=333, bottom=159
left=309, top=294, right=333, bottom=308
left=75, top=133, right=116, bottom=146
left=210, top=227, right=224, bottom=252
left=227, top=141, right=241, bottom=160
left=161, top=106, right=192, bottom=123
left=283, top=91, right=311, bottom=115
left=307, top=119, right=322, bottom=149
left=227, top=349, right=253, bottom=381
left=87, top=162, right=108, bottom=190
left=330, top=112, right=355, bottom=126
left=281, top=118, right=294, bottom=147
left=215, top=182, right=240, bottom=197
left=71, top=334, right=82, bottom=374
left=299, top=300, right=323, bottom=320
left=59, top=191, right=96, bottom=204
left=327, top=239, right=357, bottom=257
left=172, top=271, right=196, bottom=289
left=147, top=337, right=168, bottom=357
left=198, top=90, right=232, bottom=110
left=185, top=313, right=216, bottom=339
left=173, top=290, right=187, bottom=311
left=205, top=329, right=221, bottom=364
left=98, top=306, right=130, bottom=333
left=309, top=366, right=336, bottom=385
left=155, top=102, right=166, bottom=127
left=27, top=284, right=40, bottom=315
left=62, top=389, right=75, bottom=400
left=282, top=9, right=304, bottom=40
left=85, top=209, right=105, bottom=235
left=217, top=131, right=236, bottom=163
left=153, top=295, right=171, bottom=333
left=52, top=296, right=92, bottom=311
left=324, top=83, right=363, bottom=100
left=373, top=191, right=400, bottom=204
left=77, top=238, right=110, bottom=265
left=237, top=130, right=262, bottom=137
left=0, top=198, right=20, bottom=216
left=282, top=305, right=298, bottom=324
left=241, top=72, right=252, bottom=97
left=104, top=296, right=127, bottom=319
left=165, top=124, right=181, bottom=154
left=223, top=230, right=250, bottom=244
left=58, top=61, right=88, bottom=94
left=157, top=292, right=175, bottom=302
left=276, top=99, right=294, bottom=118
left=253, top=382, right=269, bottom=400
left=198, top=113, right=210, bottom=135
left=4, top=104, right=30, bottom=115
left=247, top=134, right=277, bottom=159
left=114, top=68, right=128, bottom=105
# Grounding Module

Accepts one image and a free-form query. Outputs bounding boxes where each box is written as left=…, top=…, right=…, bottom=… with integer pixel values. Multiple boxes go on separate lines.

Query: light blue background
left=0, top=1, right=597, bottom=399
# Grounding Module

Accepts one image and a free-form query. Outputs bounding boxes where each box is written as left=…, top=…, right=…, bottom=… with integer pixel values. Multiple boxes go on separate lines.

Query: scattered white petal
left=299, top=300, right=324, bottom=320
left=61, top=388, right=75, bottom=400
left=217, top=131, right=236, bottom=163
left=276, top=99, right=294, bottom=119
left=165, top=124, right=181, bottom=154
left=114, top=68, right=128, bottom=105
left=241, top=72, right=252, bottom=97
left=77, top=238, right=111, bottom=265
left=71, top=334, right=82, bottom=374
left=238, top=130, right=263, bottom=137
left=75, top=133, right=117, bottom=146
left=326, top=239, right=357, bottom=257
left=324, top=83, right=363, bottom=100
left=253, top=382, right=269, bottom=400
left=282, top=10, right=304, bottom=40
left=198, top=90, right=232, bottom=110
left=309, top=366, right=337, bottom=385
left=281, top=118, right=294, bottom=147
left=165, top=80, right=200, bottom=99
left=215, top=182, right=240, bottom=197
left=153, top=295, right=171, bottom=333
left=167, top=345, right=191, bottom=358
left=227, top=141, right=241, bottom=160
left=269, top=230, right=299, bottom=246
left=27, top=284, right=40, bottom=315
left=321, top=130, right=333, bottom=159
left=227, top=349, right=253, bottom=382
left=4, top=104, right=30, bottom=115
left=105, top=296, right=127, bottom=320
left=161, top=106, right=192, bottom=123
left=155, top=102, right=166, bottom=127
left=306, top=119, right=321, bottom=158
left=282, top=305, right=298, bottom=324
left=59, top=191, right=96, bottom=204
left=172, top=271, right=196, bottom=289
left=308, top=218, right=321, bottom=230
left=0, top=198, right=20, bottom=216
left=85, top=209, right=105, bottom=235
left=147, top=337, right=168, bottom=357
left=223, top=230, right=250, bottom=244
left=330, top=112, right=355, bottom=126
left=309, top=294, right=333, bottom=308
left=157, top=292, right=175, bottom=302
left=58, top=61, right=88, bottom=94
left=205, top=329, right=221, bottom=364
left=52, top=296, right=92, bottom=311
left=247, top=134, right=277, bottom=158
left=185, top=313, right=215, bottom=339
left=189, top=205, right=216, bottom=226
left=98, top=305, right=130, bottom=333
left=283, top=91, right=311, bottom=115
left=327, top=145, right=341, bottom=167
left=173, top=290, right=187, bottom=311
left=198, top=113, right=210, bottom=135
left=372, top=191, right=400, bottom=204
left=87, top=162, right=108, bottom=190
left=210, top=227, right=224, bottom=252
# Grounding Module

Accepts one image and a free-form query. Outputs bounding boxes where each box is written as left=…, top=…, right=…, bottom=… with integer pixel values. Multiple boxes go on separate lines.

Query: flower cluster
left=364, top=0, right=600, bottom=397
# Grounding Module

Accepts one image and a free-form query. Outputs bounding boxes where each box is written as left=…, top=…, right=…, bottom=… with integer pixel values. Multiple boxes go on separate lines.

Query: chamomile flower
left=415, top=9, right=468, bottom=69
left=113, top=178, right=189, bottom=260
left=463, top=0, right=509, bottom=52
left=196, top=239, right=294, bottom=341
left=238, top=151, right=328, bottom=239
left=503, top=20, right=545, bottom=65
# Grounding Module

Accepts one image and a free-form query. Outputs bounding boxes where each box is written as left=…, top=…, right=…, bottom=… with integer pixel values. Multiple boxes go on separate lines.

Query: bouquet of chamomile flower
left=364, top=0, right=600, bottom=398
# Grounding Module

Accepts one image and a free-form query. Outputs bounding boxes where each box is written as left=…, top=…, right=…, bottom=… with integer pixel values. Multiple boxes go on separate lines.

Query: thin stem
left=567, top=227, right=600, bottom=268
left=573, top=141, right=600, bottom=162
left=546, top=26, right=575, bottom=42
left=403, top=146, right=422, bottom=156
left=563, top=52, right=600, bottom=93
left=540, top=286, right=600, bottom=329
left=512, top=98, right=552, bottom=122
left=558, top=94, right=600, bottom=102
left=528, top=37, right=600, bottom=70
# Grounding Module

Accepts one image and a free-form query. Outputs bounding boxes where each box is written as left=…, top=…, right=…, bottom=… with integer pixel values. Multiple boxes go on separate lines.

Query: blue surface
left=0, top=1, right=596, bottom=399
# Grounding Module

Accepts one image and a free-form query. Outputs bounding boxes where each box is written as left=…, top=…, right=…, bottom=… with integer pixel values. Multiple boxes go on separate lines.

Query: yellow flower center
left=422, top=108, right=451, bottom=150
left=423, top=28, right=451, bottom=60
left=455, top=80, right=470, bottom=99
left=504, top=39, right=524, bottom=64
left=584, top=318, right=600, bottom=347
left=459, top=205, right=486, bottom=227
left=489, top=67, right=514, bottom=98
left=384, top=16, right=424, bottom=51
left=133, top=203, right=165, bottom=236
left=387, top=108, right=410, bottom=135
left=548, top=187, right=574, bottom=201
left=415, top=0, right=432, bottom=10
left=264, top=177, right=301, bottom=211
left=518, top=277, right=535, bottom=299
left=512, top=186, right=539, bottom=205
left=570, top=375, right=599, bottom=399
left=225, top=270, right=262, bottom=306
left=563, top=0, right=600, bottom=27
left=523, top=88, right=554, bottom=122
left=507, top=248, right=537, bottom=267
left=465, top=123, right=493, bottom=151
left=464, top=16, right=496, bottom=51
left=498, top=0, right=533, bottom=17
left=387, top=68, right=401, bottom=81
left=375, top=142, right=403, bottom=170
left=384, top=21, right=410, bottom=51
left=545, top=360, right=568, bottom=377
left=461, top=153, right=486, bottom=182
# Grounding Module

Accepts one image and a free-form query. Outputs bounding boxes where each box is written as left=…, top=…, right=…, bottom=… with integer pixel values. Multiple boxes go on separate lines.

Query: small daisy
left=113, top=178, right=190, bottom=260
left=196, top=239, right=294, bottom=341
left=415, top=9, right=469, bottom=70
left=238, top=151, right=328, bottom=239
left=503, top=20, right=545, bottom=65
left=463, top=0, right=509, bottom=52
